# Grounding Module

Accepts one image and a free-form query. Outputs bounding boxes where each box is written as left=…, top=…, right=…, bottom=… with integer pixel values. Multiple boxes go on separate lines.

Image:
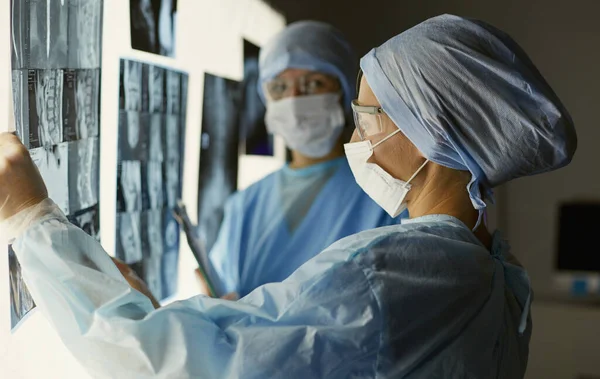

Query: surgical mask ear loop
left=370, top=128, right=401, bottom=150
left=404, top=159, right=429, bottom=186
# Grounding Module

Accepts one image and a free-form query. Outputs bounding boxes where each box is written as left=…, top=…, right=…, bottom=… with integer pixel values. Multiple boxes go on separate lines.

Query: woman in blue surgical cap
left=2, top=15, right=576, bottom=378
left=207, top=21, right=400, bottom=298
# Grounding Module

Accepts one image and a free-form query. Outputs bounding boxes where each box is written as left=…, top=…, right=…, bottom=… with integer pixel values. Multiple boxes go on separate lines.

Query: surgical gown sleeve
left=13, top=211, right=382, bottom=378
left=208, top=193, right=243, bottom=295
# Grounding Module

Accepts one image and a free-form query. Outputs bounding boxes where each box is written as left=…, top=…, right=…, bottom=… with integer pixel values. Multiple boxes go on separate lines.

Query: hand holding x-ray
left=0, top=133, right=48, bottom=222
left=111, top=257, right=161, bottom=309
left=173, top=200, right=226, bottom=298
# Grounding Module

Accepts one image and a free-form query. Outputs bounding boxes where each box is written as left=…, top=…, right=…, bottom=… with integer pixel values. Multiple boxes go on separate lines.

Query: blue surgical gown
left=210, top=157, right=400, bottom=297
left=14, top=207, right=532, bottom=378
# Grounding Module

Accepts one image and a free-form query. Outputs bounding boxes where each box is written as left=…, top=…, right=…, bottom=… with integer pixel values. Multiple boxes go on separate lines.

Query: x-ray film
left=130, top=0, right=178, bottom=57
left=117, top=58, right=188, bottom=300
left=8, top=0, right=104, bottom=331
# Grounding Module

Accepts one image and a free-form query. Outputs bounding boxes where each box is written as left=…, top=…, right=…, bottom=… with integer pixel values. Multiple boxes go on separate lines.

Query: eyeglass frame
left=263, top=72, right=341, bottom=101
left=351, top=99, right=386, bottom=140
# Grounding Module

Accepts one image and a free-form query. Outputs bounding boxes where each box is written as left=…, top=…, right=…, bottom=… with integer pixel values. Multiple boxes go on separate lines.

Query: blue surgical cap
left=361, top=14, right=577, bottom=210
left=258, top=21, right=357, bottom=113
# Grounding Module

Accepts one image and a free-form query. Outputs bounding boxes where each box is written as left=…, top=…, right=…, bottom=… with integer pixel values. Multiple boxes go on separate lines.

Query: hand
left=111, top=257, right=161, bottom=309
left=0, top=133, right=48, bottom=221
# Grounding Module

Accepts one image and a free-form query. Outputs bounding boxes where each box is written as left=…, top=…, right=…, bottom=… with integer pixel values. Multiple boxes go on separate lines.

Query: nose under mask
left=265, top=93, right=345, bottom=158
left=344, top=131, right=428, bottom=217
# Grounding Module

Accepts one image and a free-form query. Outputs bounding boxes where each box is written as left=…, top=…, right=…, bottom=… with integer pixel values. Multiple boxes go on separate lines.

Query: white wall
left=0, top=1, right=285, bottom=378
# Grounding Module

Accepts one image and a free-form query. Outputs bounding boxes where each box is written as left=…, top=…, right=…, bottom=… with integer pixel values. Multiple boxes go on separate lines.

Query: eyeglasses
left=351, top=99, right=385, bottom=140
left=265, top=72, right=340, bottom=101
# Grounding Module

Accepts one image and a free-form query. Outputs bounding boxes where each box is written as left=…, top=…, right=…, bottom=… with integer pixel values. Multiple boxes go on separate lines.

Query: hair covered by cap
left=258, top=21, right=357, bottom=113
left=360, top=14, right=577, bottom=210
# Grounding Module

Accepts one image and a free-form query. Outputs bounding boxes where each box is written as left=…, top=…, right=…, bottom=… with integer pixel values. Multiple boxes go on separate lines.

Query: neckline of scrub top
left=282, top=156, right=347, bottom=178
left=402, top=214, right=475, bottom=235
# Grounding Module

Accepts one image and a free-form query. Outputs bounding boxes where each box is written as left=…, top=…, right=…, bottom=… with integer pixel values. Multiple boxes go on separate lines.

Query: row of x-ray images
left=8, top=0, right=104, bottom=330
left=8, top=0, right=271, bottom=332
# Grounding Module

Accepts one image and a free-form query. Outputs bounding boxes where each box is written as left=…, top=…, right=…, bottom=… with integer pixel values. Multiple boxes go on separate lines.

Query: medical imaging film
left=117, top=160, right=143, bottom=213
left=27, top=0, right=69, bottom=69
left=29, top=144, right=70, bottom=214
left=8, top=246, right=36, bottom=330
left=63, top=69, right=100, bottom=141
left=68, top=138, right=100, bottom=213
left=197, top=73, right=241, bottom=252
left=67, top=0, right=103, bottom=69
left=8, top=0, right=104, bottom=331
left=142, top=161, right=165, bottom=210
left=120, top=60, right=143, bottom=112
left=28, top=69, right=65, bottom=149
left=161, top=250, right=178, bottom=300
left=118, top=111, right=149, bottom=161
left=116, top=212, right=144, bottom=264
left=241, top=40, right=273, bottom=156
left=117, top=58, right=187, bottom=300
left=68, top=205, right=101, bottom=242
left=130, top=0, right=178, bottom=57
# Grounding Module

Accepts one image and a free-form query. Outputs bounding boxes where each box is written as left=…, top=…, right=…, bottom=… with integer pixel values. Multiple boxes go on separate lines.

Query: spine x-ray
left=8, top=0, right=104, bottom=331
left=130, top=0, right=177, bottom=57
left=197, top=73, right=242, bottom=253
left=117, top=58, right=188, bottom=301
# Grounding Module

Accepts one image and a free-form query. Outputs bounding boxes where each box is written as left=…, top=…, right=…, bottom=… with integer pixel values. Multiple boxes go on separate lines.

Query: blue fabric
left=209, top=158, right=399, bottom=297
left=258, top=21, right=357, bottom=113
left=14, top=209, right=532, bottom=378
left=360, top=14, right=577, bottom=210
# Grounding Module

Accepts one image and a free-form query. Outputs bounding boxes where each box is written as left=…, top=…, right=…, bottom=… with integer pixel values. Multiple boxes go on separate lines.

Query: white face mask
left=344, top=129, right=429, bottom=217
left=265, top=93, right=345, bottom=158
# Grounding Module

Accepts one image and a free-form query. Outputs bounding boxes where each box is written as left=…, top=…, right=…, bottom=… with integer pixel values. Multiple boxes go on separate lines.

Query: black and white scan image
left=9, top=0, right=104, bottom=331
left=118, top=111, right=148, bottom=161
left=166, top=70, right=180, bottom=114
left=149, top=65, right=165, bottom=113
left=30, top=69, right=65, bottom=149
left=68, top=205, right=101, bottom=242
left=197, top=73, right=241, bottom=252
left=29, top=144, right=70, bottom=214
left=142, top=210, right=164, bottom=258
left=117, top=58, right=187, bottom=300
left=143, top=161, right=164, bottom=210
left=161, top=251, right=178, bottom=299
left=163, top=209, right=180, bottom=256
left=241, top=40, right=273, bottom=156
left=28, top=0, right=69, bottom=69
left=164, top=159, right=180, bottom=208
left=68, top=138, right=99, bottom=213
left=120, top=60, right=143, bottom=111
left=116, top=212, right=144, bottom=264
left=149, top=114, right=164, bottom=161
left=130, top=0, right=178, bottom=57
left=12, top=70, right=30, bottom=148
left=165, top=114, right=180, bottom=161
left=75, top=69, right=100, bottom=139
left=8, top=246, right=36, bottom=330
left=67, top=0, right=103, bottom=69
left=144, top=256, right=163, bottom=299
left=118, top=161, right=143, bottom=212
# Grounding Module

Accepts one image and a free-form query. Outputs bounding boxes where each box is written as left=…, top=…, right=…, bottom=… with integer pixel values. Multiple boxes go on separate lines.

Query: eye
left=268, top=81, right=288, bottom=95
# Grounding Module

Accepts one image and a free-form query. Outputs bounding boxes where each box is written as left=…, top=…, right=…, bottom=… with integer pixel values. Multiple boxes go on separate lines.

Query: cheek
left=371, top=141, right=409, bottom=180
